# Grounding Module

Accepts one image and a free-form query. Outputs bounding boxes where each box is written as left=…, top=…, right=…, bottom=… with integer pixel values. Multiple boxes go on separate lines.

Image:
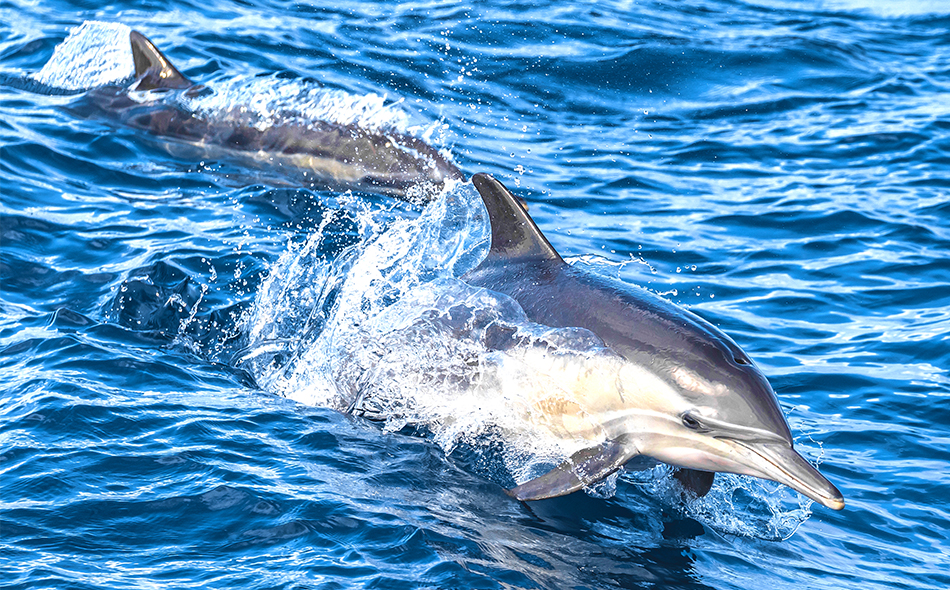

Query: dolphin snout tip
left=788, top=453, right=845, bottom=511
left=816, top=487, right=845, bottom=511
left=737, top=440, right=846, bottom=511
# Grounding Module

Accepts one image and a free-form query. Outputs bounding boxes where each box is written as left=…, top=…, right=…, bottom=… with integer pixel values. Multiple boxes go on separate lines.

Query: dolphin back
left=65, top=30, right=462, bottom=199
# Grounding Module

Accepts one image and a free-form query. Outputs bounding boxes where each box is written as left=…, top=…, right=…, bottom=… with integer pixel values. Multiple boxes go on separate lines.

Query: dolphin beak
left=735, top=441, right=845, bottom=510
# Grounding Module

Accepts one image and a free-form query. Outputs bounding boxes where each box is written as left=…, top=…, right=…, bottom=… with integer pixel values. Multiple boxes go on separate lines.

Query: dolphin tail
left=506, top=440, right=635, bottom=501
left=129, top=30, right=195, bottom=91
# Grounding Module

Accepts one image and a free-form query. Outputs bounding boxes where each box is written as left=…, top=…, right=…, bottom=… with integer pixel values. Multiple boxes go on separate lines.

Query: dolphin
left=463, top=173, right=844, bottom=510
left=65, top=31, right=464, bottom=198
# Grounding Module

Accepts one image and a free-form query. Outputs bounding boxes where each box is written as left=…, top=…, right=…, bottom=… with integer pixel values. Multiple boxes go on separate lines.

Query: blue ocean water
left=2, top=0, right=949, bottom=588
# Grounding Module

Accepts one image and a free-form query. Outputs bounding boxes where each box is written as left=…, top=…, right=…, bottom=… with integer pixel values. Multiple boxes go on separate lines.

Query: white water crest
left=185, top=76, right=414, bottom=134
left=32, top=21, right=134, bottom=90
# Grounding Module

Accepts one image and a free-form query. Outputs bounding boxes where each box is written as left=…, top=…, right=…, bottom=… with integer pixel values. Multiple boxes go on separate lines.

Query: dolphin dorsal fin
left=472, top=173, right=563, bottom=263
left=129, top=30, right=194, bottom=90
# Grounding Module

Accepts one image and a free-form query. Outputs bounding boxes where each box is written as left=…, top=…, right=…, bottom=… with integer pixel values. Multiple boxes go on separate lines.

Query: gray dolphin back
left=64, top=31, right=464, bottom=198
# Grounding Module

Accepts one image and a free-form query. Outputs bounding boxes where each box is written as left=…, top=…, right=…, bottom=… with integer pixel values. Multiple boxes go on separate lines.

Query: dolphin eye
left=681, top=412, right=702, bottom=430
left=734, top=356, right=749, bottom=365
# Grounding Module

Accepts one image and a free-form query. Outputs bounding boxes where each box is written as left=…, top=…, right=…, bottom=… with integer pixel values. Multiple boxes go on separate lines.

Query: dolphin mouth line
left=734, top=440, right=845, bottom=510
left=712, top=428, right=788, bottom=446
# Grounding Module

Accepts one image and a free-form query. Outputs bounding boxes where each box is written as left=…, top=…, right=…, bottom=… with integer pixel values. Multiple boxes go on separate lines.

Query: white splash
left=32, top=21, right=134, bottom=90
left=627, top=465, right=812, bottom=540
left=240, top=184, right=607, bottom=481
left=184, top=76, right=412, bottom=133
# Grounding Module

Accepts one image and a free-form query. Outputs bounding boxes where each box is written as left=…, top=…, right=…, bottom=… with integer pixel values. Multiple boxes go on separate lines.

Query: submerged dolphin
left=66, top=31, right=464, bottom=198
left=463, top=173, right=844, bottom=510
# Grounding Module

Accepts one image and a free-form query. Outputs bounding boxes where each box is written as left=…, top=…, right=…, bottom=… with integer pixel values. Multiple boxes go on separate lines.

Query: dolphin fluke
left=129, top=30, right=194, bottom=90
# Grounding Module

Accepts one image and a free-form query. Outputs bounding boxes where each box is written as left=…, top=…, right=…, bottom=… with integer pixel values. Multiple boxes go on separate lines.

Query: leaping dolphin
left=66, top=31, right=464, bottom=198
left=463, top=173, right=844, bottom=510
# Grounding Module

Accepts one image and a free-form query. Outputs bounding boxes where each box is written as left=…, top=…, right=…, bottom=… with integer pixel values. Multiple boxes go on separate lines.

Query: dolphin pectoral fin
left=671, top=468, right=716, bottom=497
left=506, top=440, right=633, bottom=501
left=129, top=30, right=195, bottom=91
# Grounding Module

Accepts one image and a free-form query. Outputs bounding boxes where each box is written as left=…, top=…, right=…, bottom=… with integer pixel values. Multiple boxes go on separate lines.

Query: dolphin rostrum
left=66, top=30, right=464, bottom=198
left=463, top=173, right=844, bottom=510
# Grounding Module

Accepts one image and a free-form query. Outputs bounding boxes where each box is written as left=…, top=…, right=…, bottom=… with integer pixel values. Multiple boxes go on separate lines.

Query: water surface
left=2, top=1, right=949, bottom=589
